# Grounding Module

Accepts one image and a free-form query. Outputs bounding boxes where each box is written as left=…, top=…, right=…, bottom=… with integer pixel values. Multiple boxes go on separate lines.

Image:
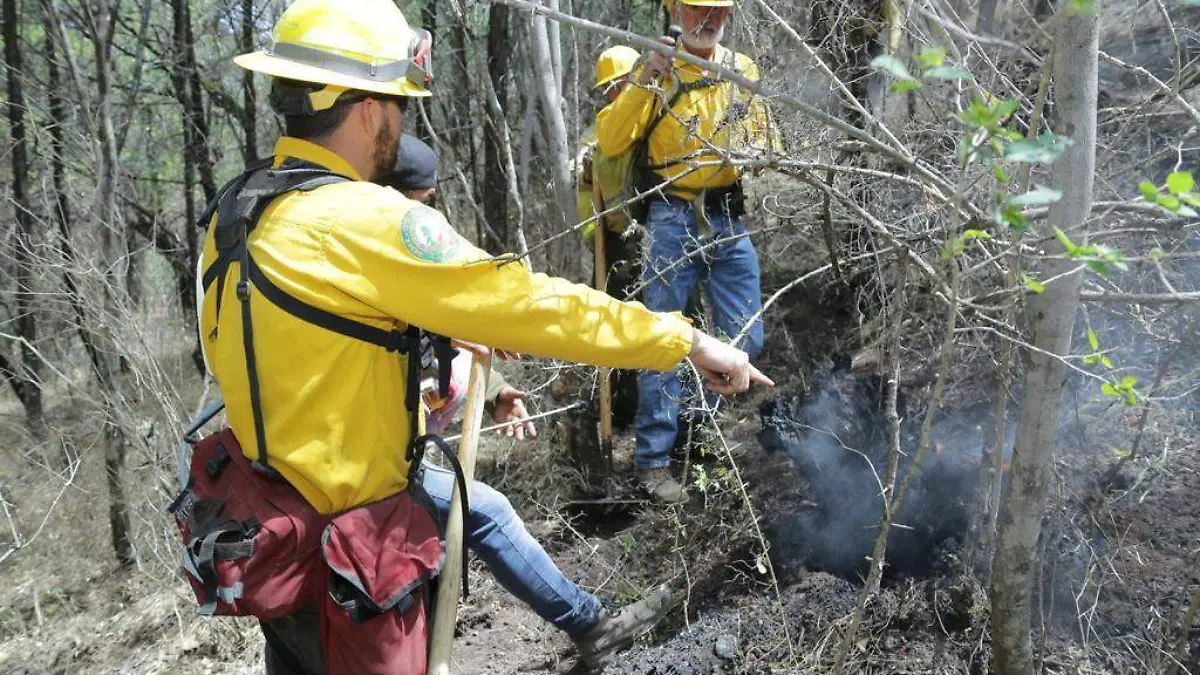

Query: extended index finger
left=748, top=364, right=774, bottom=388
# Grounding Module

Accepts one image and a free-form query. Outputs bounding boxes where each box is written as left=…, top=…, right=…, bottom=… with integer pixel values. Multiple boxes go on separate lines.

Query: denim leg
left=635, top=201, right=704, bottom=470
left=420, top=464, right=601, bottom=636
left=706, top=215, right=765, bottom=359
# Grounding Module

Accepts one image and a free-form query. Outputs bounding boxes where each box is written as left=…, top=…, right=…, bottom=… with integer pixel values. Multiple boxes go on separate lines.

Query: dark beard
left=371, top=114, right=400, bottom=180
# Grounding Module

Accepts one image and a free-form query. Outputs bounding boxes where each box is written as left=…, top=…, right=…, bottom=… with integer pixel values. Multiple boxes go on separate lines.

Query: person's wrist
left=688, top=329, right=711, bottom=360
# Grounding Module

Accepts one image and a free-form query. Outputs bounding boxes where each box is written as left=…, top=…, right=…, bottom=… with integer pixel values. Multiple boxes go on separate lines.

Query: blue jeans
left=635, top=199, right=764, bottom=470
left=421, top=464, right=601, bottom=636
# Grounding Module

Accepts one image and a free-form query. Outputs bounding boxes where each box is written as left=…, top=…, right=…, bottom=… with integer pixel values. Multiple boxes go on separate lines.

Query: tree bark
left=3, top=0, right=45, bottom=438
left=978, top=0, right=1000, bottom=34
left=46, top=0, right=135, bottom=567
left=482, top=3, right=511, bottom=250
left=527, top=8, right=576, bottom=274
left=170, top=0, right=206, bottom=374
left=990, top=8, right=1099, bottom=674
left=182, top=1, right=216, bottom=204
left=43, top=11, right=107, bottom=432
left=414, top=0, right=438, bottom=144
left=93, top=0, right=135, bottom=569
left=240, top=0, right=258, bottom=164
left=447, top=2, right=482, bottom=245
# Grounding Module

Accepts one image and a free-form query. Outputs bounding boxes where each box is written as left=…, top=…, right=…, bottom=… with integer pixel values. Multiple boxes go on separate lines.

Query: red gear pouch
left=319, top=488, right=445, bottom=674
left=169, top=428, right=325, bottom=619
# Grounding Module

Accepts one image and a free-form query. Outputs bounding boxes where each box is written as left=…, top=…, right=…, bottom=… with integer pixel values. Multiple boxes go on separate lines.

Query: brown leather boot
left=637, top=467, right=687, bottom=504
left=572, top=585, right=673, bottom=669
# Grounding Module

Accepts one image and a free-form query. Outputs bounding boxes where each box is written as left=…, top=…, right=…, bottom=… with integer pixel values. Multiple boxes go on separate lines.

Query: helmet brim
left=594, top=73, right=623, bottom=89
left=234, top=51, right=431, bottom=98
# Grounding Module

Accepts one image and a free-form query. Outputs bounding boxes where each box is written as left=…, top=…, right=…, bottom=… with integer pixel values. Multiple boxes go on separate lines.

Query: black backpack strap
left=408, top=433, right=471, bottom=601
left=246, top=256, right=417, bottom=353
left=198, top=158, right=272, bottom=230
left=235, top=220, right=278, bottom=477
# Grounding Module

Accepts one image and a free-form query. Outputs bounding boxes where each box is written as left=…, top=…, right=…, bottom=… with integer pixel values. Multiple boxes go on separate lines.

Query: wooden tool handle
left=427, top=350, right=492, bottom=675
left=591, top=174, right=614, bottom=455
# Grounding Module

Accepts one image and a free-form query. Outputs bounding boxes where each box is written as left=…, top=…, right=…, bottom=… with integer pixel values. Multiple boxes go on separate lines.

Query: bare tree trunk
left=527, top=8, right=576, bottom=275
left=93, top=0, right=135, bottom=569
left=240, top=0, right=258, bottom=164
left=990, top=8, right=1098, bottom=673
left=170, top=0, right=206, bottom=374
left=414, top=0, right=438, bottom=143
left=43, top=15, right=107, bottom=399
left=978, top=0, right=1000, bottom=34
left=483, top=4, right=511, bottom=250
left=182, top=1, right=216, bottom=203
left=447, top=2, right=482, bottom=245
left=547, top=0, right=562, bottom=88
left=45, top=0, right=135, bottom=567
left=3, top=0, right=45, bottom=439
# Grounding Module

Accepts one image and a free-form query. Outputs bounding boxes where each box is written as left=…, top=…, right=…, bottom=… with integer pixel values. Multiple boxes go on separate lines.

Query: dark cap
left=389, top=134, right=439, bottom=191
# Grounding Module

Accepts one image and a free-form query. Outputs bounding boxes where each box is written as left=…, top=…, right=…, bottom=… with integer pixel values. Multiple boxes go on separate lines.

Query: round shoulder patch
left=399, top=204, right=465, bottom=263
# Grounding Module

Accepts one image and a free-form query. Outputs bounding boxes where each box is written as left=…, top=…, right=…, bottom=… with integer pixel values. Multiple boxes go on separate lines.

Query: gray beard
left=682, top=23, right=724, bottom=50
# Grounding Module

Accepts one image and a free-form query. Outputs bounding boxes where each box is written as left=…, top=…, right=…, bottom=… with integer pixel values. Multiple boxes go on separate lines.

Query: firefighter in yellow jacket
left=197, top=0, right=770, bottom=670
left=596, top=0, right=780, bottom=503
left=578, top=45, right=639, bottom=242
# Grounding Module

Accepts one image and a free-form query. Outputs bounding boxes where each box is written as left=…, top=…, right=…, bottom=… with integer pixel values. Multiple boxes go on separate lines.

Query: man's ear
left=356, top=98, right=382, bottom=133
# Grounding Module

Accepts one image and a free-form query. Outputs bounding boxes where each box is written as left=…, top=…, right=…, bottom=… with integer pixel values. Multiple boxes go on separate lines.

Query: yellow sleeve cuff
left=646, top=314, right=694, bottom=372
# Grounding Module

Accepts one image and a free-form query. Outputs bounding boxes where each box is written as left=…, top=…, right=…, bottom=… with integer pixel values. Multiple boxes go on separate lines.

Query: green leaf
left=871, top=55, right=916, bottom=82
left=996, top=203, right=1029, bottom=232
left=1094, top=244, right=1128, bottom=272
left=1101, top=382, right=1119, bottom=397
left=1005, top=134, right=1074, bottom=164
left=1069, top=0, right=1097, bottom=13
left=924, top=66, right=975, bottom=81
left=1023, top=276, right=1046, bottom=294
left=1101, top=356, right=1114, bottom=368
left=1120, top=375, right=1139, bottom=389
left=1086, top=260, right=1111, bottom=276
left=1166, top=171, right=1195, bottom=195
left=915, top=46, right=947, bottom=69
left=993, top=165, right=1011, bottom=183
left=1157, top=195, right=1181, bottom=211
left=1138, top=180, right=1159, bottom=200
left=962, top=229, right=991, bottom=240
left=1053, top=226, right=1077, bottom=254
left=996, top=100, right=1021, bottom=119
left=891, top=79, right=923, bottom=93
left=1010, top=185, right=1064, bottom=207
left=1112, top=447, right=1132, bottom=458
left=1087, top=327, right=1100, bottom=351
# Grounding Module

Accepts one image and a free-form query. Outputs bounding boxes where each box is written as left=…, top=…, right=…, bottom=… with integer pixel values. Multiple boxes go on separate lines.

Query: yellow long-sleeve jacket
left=200, top=137, right=693, bottom=514
left=595, top=44, right=779, bottom=195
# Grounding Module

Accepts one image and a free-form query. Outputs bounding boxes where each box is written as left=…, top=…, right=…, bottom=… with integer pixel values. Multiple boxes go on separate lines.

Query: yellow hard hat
left=234, top=0, right=433, bottom=103
left=594, top=46, right=639, bottom=89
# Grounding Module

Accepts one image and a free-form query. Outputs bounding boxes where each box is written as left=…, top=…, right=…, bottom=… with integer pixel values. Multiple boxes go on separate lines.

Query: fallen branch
left=1078, top=291, right=1200, bottom=305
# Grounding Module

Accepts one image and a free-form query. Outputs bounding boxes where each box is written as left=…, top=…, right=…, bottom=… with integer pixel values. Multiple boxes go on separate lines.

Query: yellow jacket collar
left=272, top=136, right=364, bottom=181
